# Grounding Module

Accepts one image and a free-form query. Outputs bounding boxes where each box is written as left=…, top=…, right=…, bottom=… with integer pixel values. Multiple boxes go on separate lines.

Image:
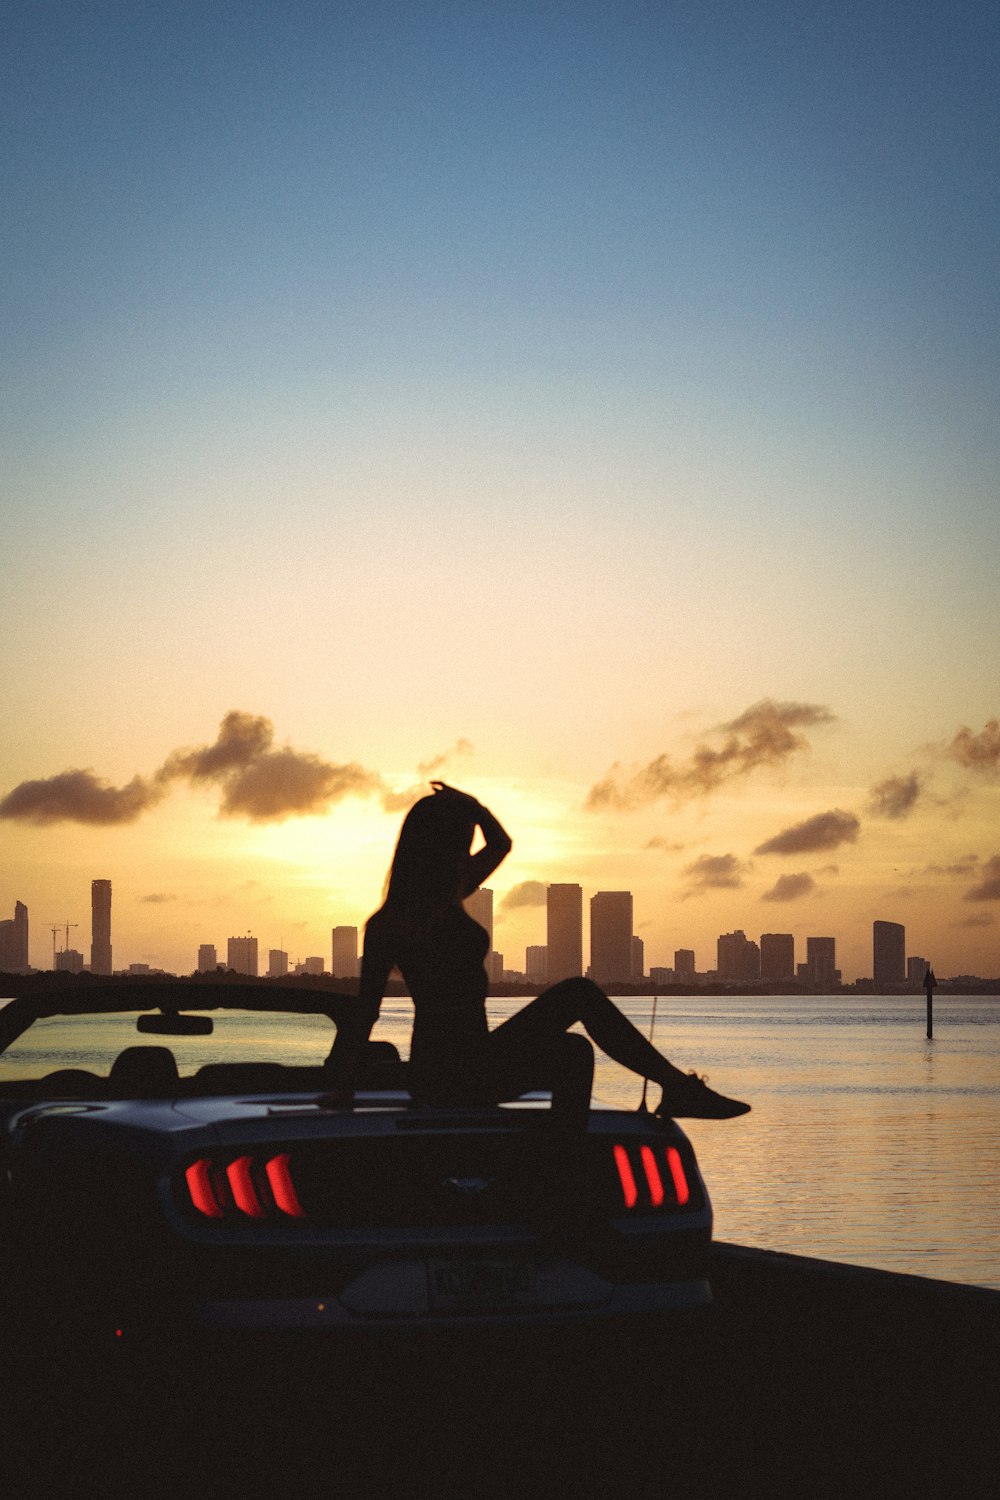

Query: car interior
left=0, top=1039, right=407, bottom=1100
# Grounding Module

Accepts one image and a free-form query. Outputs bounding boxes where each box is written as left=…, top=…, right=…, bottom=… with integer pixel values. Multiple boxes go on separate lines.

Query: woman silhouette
left=330, top=783, right=749, bottom=1121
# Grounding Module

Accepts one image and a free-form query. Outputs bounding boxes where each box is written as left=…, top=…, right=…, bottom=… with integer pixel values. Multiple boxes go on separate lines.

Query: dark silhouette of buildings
left=717, top=930, right=761, bottom=982
left=331, top=925, right=359, bottom=979
left=546, top=884, right=583, bottom=983
left=91, top=879, right=112, bottom=976
left=760, top=933, right=795, bottom=981
left=0, top=900, right=29, bottom=972
left=805, top=936, right=838, bottom=986
left=873, top=921, right=905, bottom=985
left=590, top=891, right=634, bottom=983
left=675, top=949, right=696, bottom=978
left=227, top=935, right=258, bottom=976
left=525, top=945, right=548, bottom=982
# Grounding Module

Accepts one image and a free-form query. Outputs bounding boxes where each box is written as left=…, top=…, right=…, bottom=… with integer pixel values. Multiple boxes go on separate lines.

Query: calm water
left=3, top=993, right=997, bottom=1290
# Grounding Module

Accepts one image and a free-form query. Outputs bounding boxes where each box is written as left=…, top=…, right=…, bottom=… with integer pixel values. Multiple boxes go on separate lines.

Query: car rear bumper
left=191, top=1259, right=711, bottom=1332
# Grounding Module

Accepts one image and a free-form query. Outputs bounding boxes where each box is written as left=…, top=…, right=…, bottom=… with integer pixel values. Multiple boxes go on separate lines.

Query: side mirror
left=137, top=1012, right=214, bottom=1036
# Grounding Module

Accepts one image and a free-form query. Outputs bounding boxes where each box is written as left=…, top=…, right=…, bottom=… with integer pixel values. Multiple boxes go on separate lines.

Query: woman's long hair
left=382, top=793, right=476, bottom=922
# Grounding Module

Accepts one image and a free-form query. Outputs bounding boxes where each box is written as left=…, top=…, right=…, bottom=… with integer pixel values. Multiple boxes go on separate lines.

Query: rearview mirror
left=137, top=1012, right=214, bottom=1036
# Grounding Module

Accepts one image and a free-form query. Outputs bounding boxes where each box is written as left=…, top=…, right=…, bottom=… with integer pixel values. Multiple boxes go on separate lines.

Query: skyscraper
left=525, top=945, right=548, bottom=982
left=331, top=926, right=359, bottom=978
left=717, top=930, right=761, bottom=982
left=197, top=943, right=217, bottom=973
left=0, top=900, right=29, bottom=973
left=806, top=937, right=837, bottom=986
left=267, top=948, right=289, bottom=978
left=546, top=884, right=582, bottom=983
left=873, top=921, right=905, bottom=985
left=91, top=879, right=112, bottom=976
left=674, top=949, right=696, bottom=978
left=589, top=891, right=633, bottom=982
left=227, top=935, right=258, bottom=976
left=760, top=933, right=795, bottom=980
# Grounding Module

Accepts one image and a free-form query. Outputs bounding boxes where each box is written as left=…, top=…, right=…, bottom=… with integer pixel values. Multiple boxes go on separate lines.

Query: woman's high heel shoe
left=654, top=1072, right=750, bottom=1120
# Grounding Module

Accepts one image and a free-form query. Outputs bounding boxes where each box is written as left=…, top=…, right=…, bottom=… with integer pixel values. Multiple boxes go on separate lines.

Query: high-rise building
left=760, top=933, right=795, bottom=981
left=55, top=949, right=84, bottom=974
left=547, top=885, right=583, bottom=983
left=907, top=955, right=930, bottom=985
left=525, top=945, right=548, bottom=982
left=300, top=956, right=324, bottom=976
left=197, top=943, right=218, bottom=974
left=674, top=950, right=696, bottom=978
left=717, top=930, right=761, bottom=982
left=91, top=879, right=112, bottom=976
left=873, top=921, right=905, bottom=986
left=227, top=935, right=258, bottom=976
left=0, top=900, right=29, bottom=972
left=331, top=926, right=359, bottom=979
left=267, top=948, right=288, bottom=978
left=590, top=892, right=634, bottom=983
left=463, top=889, right=494, bottom=949
left=806, top=937, right=837, bottom=987
left=631, top=935, right=645, bottom=982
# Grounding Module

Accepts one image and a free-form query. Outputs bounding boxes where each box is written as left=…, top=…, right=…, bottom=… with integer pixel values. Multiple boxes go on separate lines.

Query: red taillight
left=226, top=1156, right=266, bottom=1218
left=639, top=1144, right=665, bottom=1207
left=185, top=1158, right=223, bottom=1218
left=184, top=1152, right=305, bottom=1221
left=665, top=1146, right=690, bottom=1206
left=613, top=1141, right=693, bottom=1211
left=613, top=1143, right=639, bottom=1209
left=265, top=1153, right=304, bottom=1218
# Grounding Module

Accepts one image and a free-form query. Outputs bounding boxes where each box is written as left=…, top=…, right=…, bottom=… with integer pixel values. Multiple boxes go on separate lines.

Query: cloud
left=417, top=738, right=474, bottom=778
left=141, top=893, right=176, bottom=904
left=955, top=912, right=994, bottom=928
left=0, top=710, right=400, bottom=827
left=944, top=719, right=1000, bottom=774
left=586, top=699, right=834, bottom=810
left=644, top=837, right=685, bottom=852
left=923, top=855, right=979, bottom=878
left=755, top=809, right=860, bottom=856
left=964, top=855, right=1000, bottom=902
left=762, top=872, right=816, bottom=902
left=680, top=853, right=749, bottom=897
left=160, top=711, right=388, bottom=821
left=868, top=772, right=923, bottom=820
left=499, top=880, right=548, bottom=913
left=0, top=769, right=164, bottom=825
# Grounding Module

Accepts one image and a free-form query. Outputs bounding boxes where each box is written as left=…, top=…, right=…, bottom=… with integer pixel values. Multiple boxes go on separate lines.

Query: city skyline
left=2, top=883, right=983, bottom=986
left=3, top=7, right=997, bottom=986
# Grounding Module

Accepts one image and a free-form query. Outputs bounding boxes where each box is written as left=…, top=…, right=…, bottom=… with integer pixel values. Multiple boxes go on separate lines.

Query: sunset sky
left=3, top=2, right=998, bottom=981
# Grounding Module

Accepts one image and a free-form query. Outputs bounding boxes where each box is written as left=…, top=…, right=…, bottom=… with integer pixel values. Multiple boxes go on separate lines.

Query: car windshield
left=0, top=1009, right=337, bottom=1085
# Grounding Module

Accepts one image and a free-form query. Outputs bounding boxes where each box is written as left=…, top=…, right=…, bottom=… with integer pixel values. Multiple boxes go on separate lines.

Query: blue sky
left=3, top=2, right=998, bottom=976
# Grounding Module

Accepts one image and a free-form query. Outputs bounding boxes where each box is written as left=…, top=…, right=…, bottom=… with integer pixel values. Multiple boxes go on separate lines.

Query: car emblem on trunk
left=442, top=1175, right=494, bottom=1195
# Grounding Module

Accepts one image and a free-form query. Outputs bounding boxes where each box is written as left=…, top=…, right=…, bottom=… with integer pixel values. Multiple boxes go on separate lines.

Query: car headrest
left=108, top=1045, right=179, bottom=1098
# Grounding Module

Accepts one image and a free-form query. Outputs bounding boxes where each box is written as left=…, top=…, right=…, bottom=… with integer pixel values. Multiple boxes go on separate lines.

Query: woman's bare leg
left=489, top=978, right=749, bottom=1118
left=489, top=978, right=687, bottom=1087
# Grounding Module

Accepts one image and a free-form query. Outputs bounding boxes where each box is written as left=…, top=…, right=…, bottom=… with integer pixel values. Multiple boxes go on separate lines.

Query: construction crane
left=47, top=921, right=79, bottom=969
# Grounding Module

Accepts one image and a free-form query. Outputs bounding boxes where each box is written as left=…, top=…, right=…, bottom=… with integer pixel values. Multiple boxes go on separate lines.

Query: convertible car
left=0, top=980, right=712, bottom=1351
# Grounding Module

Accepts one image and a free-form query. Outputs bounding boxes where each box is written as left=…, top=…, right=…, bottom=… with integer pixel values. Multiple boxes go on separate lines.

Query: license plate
left=429, top=1259, right=534, bottom=1312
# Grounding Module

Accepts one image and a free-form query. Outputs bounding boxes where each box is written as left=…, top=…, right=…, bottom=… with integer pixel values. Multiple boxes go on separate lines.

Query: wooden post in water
left=924, top=967, right=937, bottom=1039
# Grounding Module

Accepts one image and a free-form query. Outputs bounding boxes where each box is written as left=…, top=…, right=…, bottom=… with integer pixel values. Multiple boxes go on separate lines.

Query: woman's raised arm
left=430, top=782, right=512, bottom=894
